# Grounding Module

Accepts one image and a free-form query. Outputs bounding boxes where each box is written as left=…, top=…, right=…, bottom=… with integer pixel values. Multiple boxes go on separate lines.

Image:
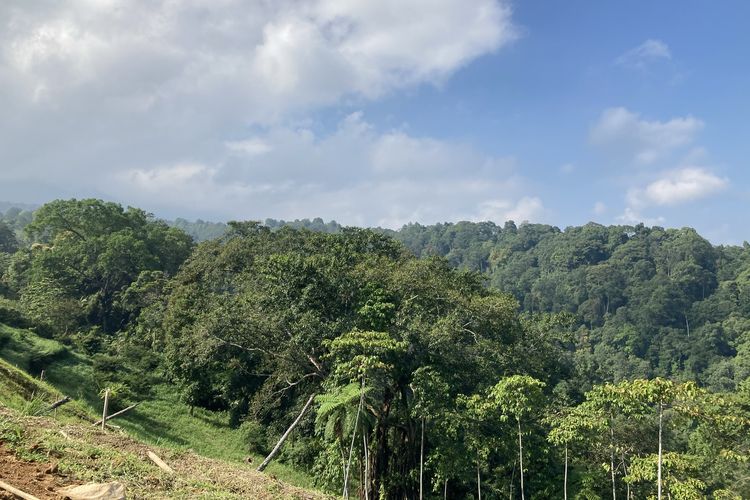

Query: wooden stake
left=147, top=450, right=175, bottom=474
left=0, top=479, right=41, bottom=500
left=101, top=389, right=110, bottom=432
left=92, top=402, right=140, bottom=426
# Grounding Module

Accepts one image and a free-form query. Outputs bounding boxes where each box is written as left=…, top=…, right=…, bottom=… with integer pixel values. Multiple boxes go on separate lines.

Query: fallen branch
left=45, top=396, right=71, bottom=413
left=147, top=451, right=174, bottom=474
left=0, top=479, right=41, bottom=500
left=257, top=392, right=316, bottom=472
left=91, top=403, right=140, bottom=427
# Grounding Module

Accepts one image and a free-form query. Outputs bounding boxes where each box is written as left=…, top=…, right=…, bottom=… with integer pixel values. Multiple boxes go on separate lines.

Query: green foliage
left=11, top=199, right=194, bottom=337
left=2, top=201, right=750, bottom=498
left=0, top=297, right=30, bottom=328
left=0, top=220, right=18, bottom=253
left=169, top=217, right=228, bottom=241
left=488, top=375, right=546, bottom=423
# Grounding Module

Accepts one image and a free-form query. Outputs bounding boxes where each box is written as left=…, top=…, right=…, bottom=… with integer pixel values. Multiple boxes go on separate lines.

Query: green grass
left=116, top=386, right=318, bottom=489
left=0, top=323, right=99, bottom=405
left=0, top=322, right=321, bottom=492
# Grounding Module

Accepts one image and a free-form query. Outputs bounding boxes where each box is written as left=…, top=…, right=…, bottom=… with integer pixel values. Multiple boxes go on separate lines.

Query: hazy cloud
left=615, top=39, right=671, bottom=70
left=616, top=207, right=666, bottom=226
left=590, top=107, right=703, bottom=165
left=112, top=113, right=542, bottom=227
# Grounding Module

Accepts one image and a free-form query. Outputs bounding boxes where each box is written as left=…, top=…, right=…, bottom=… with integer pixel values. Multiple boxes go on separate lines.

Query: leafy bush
left=0, top=297, right=29, bottom=328
left=27, top=344, right=69, bottom=375
left=240, top=419, right=269, bottom=455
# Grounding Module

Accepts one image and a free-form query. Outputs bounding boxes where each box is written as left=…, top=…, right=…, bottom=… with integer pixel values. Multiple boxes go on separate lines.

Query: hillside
left=0, top=323, right=328, bottom=499
left=1, top=199, right=749, bottom=498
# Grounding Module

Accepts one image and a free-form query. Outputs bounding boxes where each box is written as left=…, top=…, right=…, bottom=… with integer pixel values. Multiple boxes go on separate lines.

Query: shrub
left=239, top=419, right=269, bottom=455
left=0, top=297, right=29, bottom=328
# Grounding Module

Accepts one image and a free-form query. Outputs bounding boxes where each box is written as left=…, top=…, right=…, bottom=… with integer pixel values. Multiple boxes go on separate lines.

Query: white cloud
left=559, top=163, right=575, bottom=175
left=627, top=167, right=728, bottom=207
left=475, top=197, right=545, bottom=224
left=590, top=107, right=703, bottom=164
left=1, top=0, right=516, bottom=120
left=616, top=207, right=665, bottom=226
left=593, top=201, right=606, bottom=215
left=615, top=39, right=671, bottom=70
left=112, top=113, right=542, bottom=227
left=0, top=0, right=521, bottom=224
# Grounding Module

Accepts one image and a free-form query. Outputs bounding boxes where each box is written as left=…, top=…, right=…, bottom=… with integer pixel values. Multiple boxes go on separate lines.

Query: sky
left=0, top=1, right=748, bottom=243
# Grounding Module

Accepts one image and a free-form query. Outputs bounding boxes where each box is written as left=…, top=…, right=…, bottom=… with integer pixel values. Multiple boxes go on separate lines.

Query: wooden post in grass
left=92, top=402, right=140, bottom=426
left=101, top=388, right=110, bottom=432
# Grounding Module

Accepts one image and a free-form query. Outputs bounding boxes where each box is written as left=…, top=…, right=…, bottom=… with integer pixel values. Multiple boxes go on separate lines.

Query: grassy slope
left=0, top=323, right=321, bottom=495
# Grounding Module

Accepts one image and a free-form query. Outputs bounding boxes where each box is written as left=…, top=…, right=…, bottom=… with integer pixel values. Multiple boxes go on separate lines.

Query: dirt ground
left=0, top=443, right=77, bottom=499
left=0, top=414, right=328, bottom=500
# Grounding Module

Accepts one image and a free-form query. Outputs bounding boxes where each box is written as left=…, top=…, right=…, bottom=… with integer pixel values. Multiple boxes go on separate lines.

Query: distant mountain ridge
left=0, top=201, right=38, bottom=213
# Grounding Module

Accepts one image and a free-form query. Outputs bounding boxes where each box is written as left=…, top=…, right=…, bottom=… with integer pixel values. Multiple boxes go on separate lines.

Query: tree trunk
left=621, top=450, right=630, bottom=500
left=257, top=393, right=316, bottom=472
left=657, top=403, right=663, bottom=500
left=370, top=397, right=392, bottom=499
left=343, top=382, right=365, bottom=499
left=444, top=478, right=448, bottom=500
left=477, top=460, right=482, bottom=500
left=363, top=432, right=370, bottom=500
left=517, top=418, right=525, bottom=500
left=419, top=417, right=425, bottom=500
left=610, top=419, right=617, bottom=500
left=564, top=445, right=568, bottom=500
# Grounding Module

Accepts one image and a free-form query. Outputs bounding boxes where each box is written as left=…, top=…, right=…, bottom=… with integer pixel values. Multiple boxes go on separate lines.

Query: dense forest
left=1, top=199, right=748, bottom=499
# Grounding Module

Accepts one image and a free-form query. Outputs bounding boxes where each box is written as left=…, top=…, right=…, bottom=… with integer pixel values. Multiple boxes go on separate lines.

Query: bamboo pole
left=147, top=451, right=175, bottom=474
left=0, top=479, right=41, bottom=500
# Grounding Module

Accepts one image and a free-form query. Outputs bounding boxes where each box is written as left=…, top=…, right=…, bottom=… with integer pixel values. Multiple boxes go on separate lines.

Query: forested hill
left=391, top=221, right=750, bottom=390
left=1, top=200, right=749, bottom=498
left=165, top=216, right=750, bottom=390
left=4, top=202, right=750, bottom=389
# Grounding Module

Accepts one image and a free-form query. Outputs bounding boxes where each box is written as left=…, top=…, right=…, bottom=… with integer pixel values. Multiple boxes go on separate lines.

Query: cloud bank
left=117, top=113, right=542, bottom=227
left=0, top=0, right=530, bottom=226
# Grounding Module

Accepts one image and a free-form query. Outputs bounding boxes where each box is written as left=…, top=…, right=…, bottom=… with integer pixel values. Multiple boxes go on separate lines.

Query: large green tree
left=16, top=199, right=193, bottom=335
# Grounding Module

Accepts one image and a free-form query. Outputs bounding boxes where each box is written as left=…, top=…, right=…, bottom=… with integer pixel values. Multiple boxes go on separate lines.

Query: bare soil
left=0, top=410, right=328, bottom=499
left=0, top=443, right=77, bottom=499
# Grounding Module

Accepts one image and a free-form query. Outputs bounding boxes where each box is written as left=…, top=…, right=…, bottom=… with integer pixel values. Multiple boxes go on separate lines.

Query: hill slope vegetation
left=0, top=199, right=749, bottom=498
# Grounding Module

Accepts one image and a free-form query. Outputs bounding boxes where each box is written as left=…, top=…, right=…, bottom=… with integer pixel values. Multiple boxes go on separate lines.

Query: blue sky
left=0, top=1, right=748, bottom=242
